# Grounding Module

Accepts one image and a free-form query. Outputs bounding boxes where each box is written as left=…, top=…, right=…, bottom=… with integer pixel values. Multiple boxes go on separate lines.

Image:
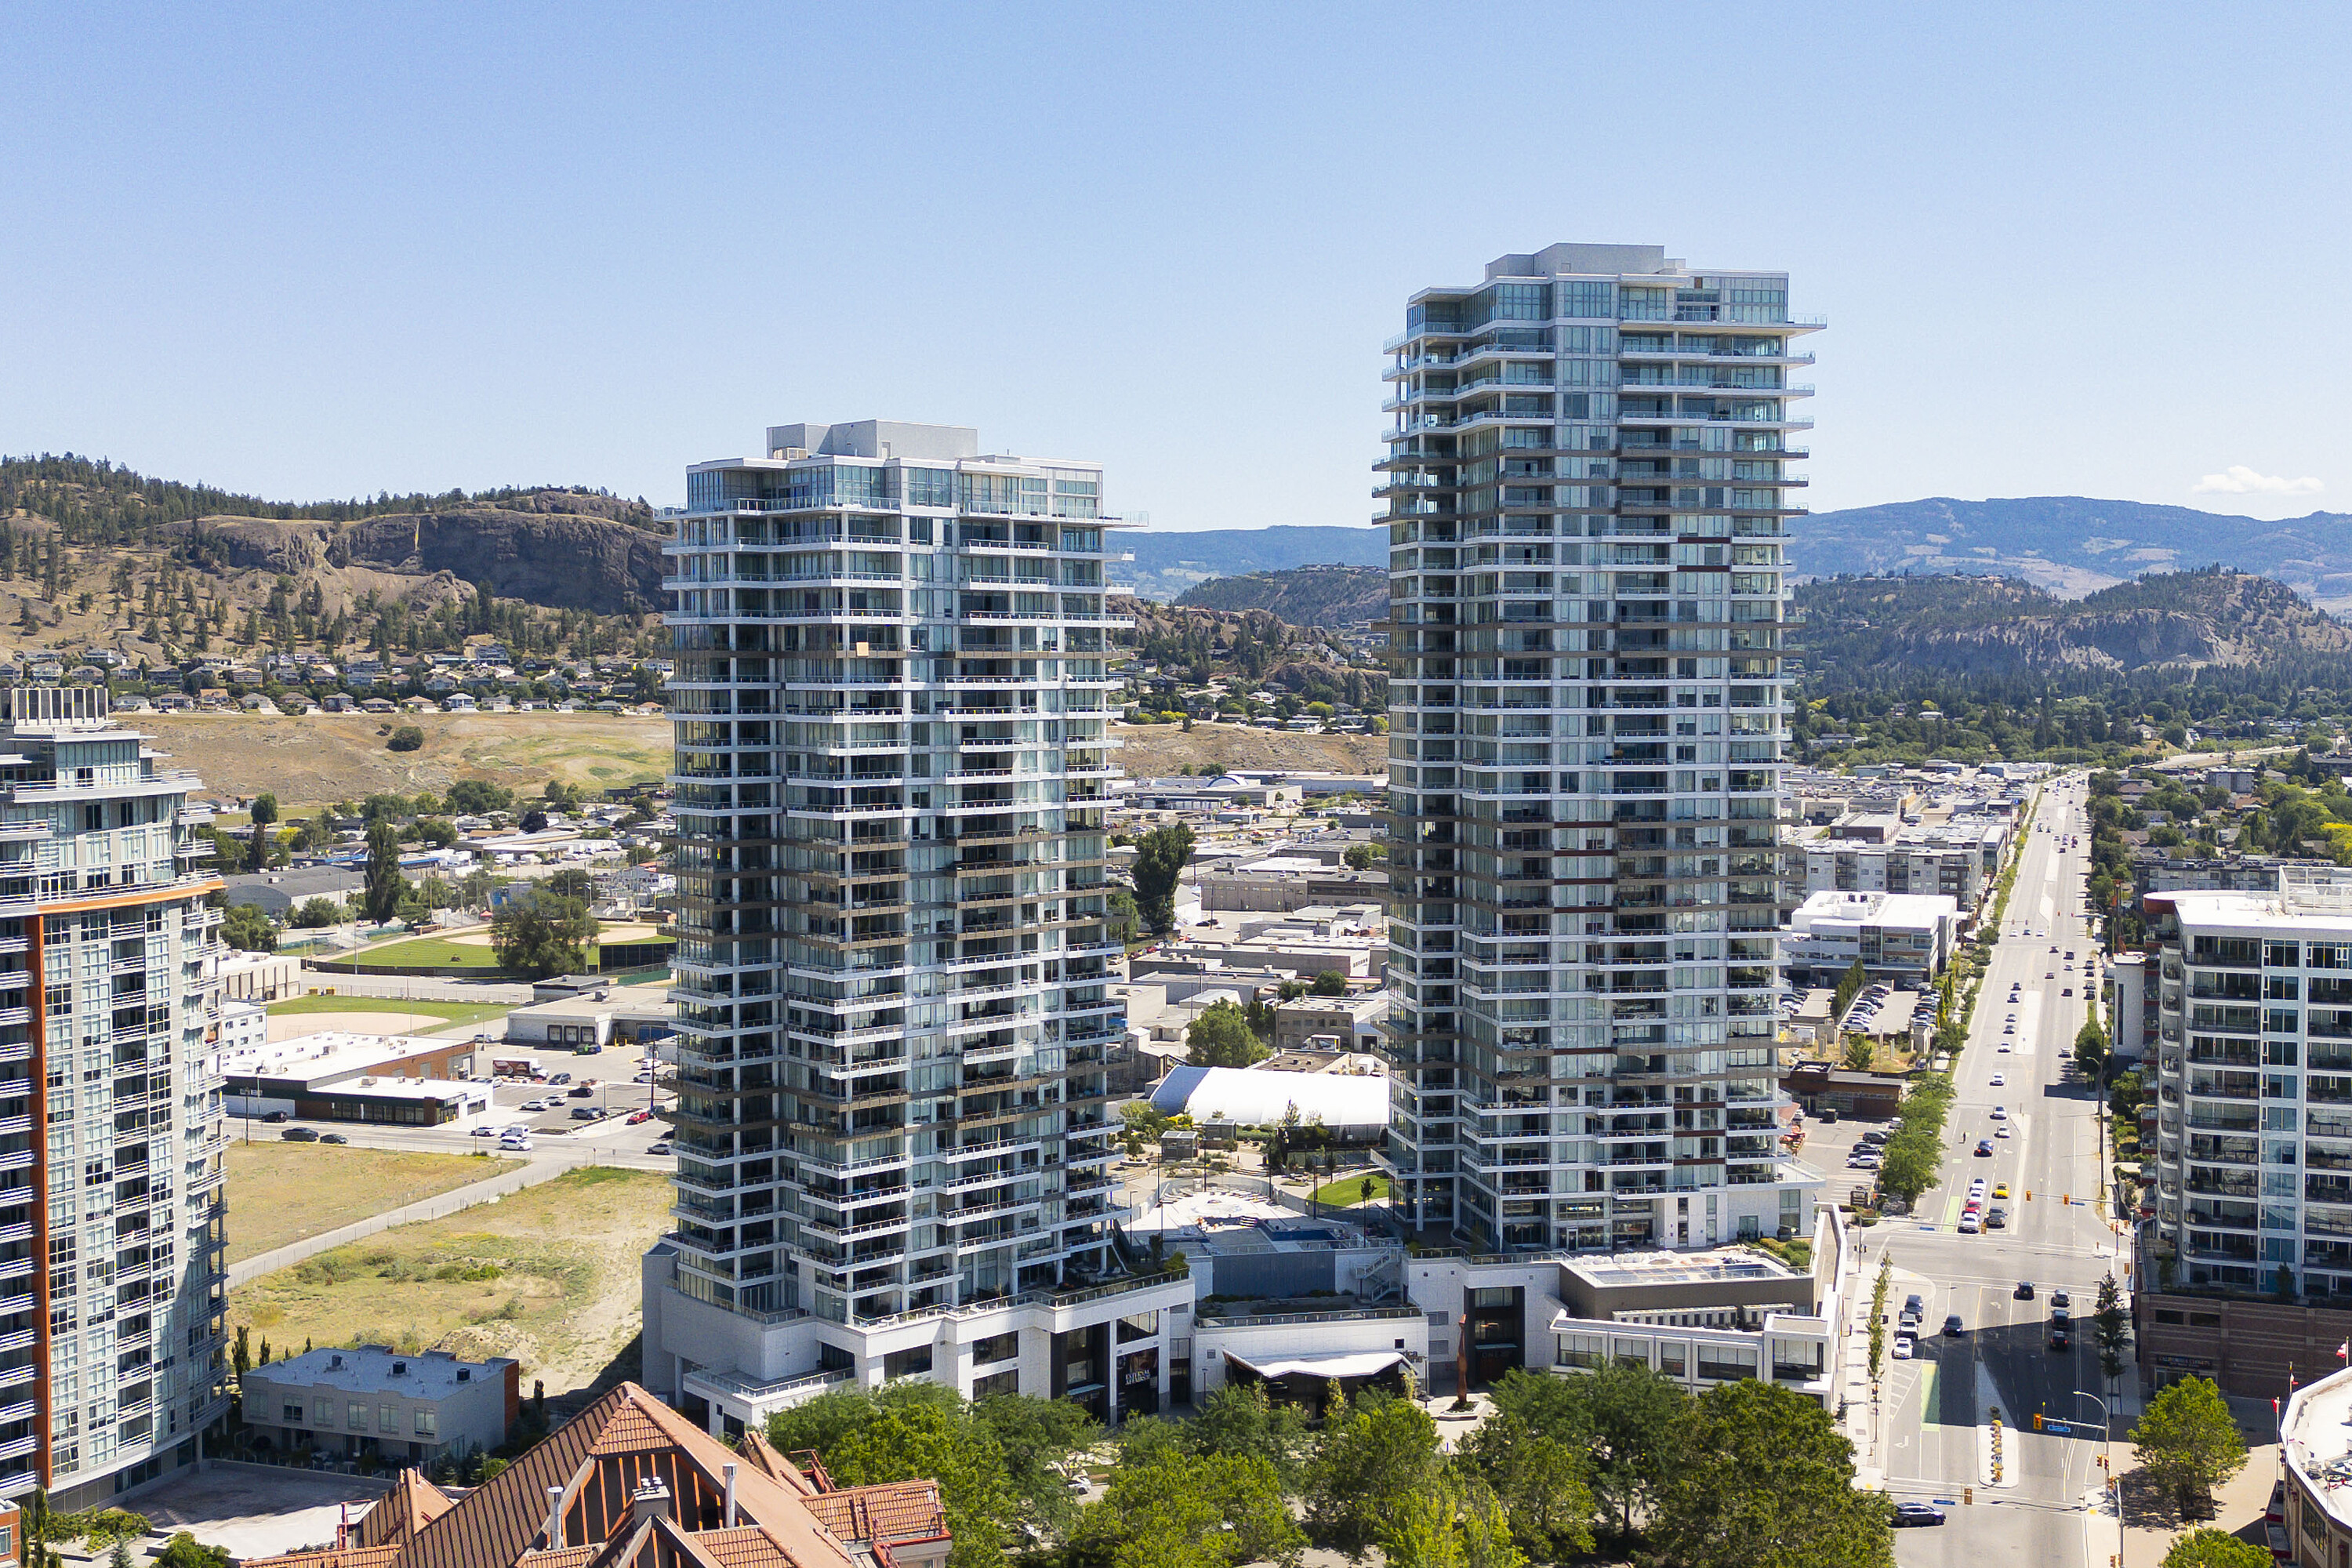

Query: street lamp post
left=2077, top=1389, right=2120, bottom=1566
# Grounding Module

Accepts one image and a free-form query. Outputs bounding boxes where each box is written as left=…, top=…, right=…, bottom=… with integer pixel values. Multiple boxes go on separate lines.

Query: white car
left=1892, top=1335, right=1915, bottom=1360
left=1995, top=1124, right=2012, bottom=1138
left=1989, top=1073, right=2006, bottom=1087
left=1991, top=1105, right=2008, bottom=1120
left=470, top=1126, right=497, bottom=1138
left=1958, top=1214, right=1982, bottom=1234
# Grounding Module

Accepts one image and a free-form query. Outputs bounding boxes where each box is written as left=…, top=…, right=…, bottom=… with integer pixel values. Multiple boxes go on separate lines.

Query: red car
left=626, top=1109, right=654, bottom=1125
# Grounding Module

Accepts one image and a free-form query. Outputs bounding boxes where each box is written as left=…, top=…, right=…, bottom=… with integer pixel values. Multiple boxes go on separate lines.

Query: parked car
left=550, top=1073, right=573, bottom=1085
left=2015, top=1281, right=2035, bottom=1300
left=1943, top=1314, right=1964, bottom=1337
left=626, top=1109, right=654, bottom=1125
left=263, top=1109, right=292, bottom=1123
left=569, top=1106, right=604, bottom=1121
left=280, top=1127, right=318, bottom=1142
left=568, top=1084, right=595, bottom=1098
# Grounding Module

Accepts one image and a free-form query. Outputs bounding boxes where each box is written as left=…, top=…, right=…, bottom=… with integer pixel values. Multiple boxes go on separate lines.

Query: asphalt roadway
left=1855, top=774, right=2133, bottom=1568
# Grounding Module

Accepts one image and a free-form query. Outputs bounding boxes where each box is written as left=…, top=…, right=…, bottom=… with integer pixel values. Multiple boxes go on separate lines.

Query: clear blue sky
left=7, top=3, right=2350, bottom=533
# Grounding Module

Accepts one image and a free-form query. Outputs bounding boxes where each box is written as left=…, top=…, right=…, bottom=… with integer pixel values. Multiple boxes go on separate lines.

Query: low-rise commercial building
left=241, top=1346, right=518, bottom=1465
left=1782, top=890, right=1959, bottom=986
left=2106, top=950, right=2156, bottom=1065
left=225, top=1031, right=488, bottom=1125
left=503, top=990, right=674, bottom=1053
left=1271, top=991, right=1388, bottom=1054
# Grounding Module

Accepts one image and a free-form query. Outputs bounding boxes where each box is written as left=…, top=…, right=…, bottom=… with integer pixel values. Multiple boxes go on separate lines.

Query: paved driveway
left=129, top=1463, right=391, bottom=1559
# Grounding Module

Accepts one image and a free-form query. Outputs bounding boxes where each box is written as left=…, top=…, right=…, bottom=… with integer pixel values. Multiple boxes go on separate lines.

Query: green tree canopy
left=1310, top=969, right=1349, bottom=996
left=386, top=724, right=423, bottom=753
left=220, top=902, right=277, bottom=953
left=2131, top=1377, right=2249, bottom=1514
left=1131, top=822, right=1196, bottom=935
left=970, top=1392, right=1098, bottom=1536
left=1186, top=999, right=1268, bottom=1069
left=1648, top=1380, right=1893, bottom=1568
left=1832, top=957, right=1868, bottom=1019
left=1071, top=1448, right=1302, bottom=1568
left=1188, top=1381, right=1309, bottom=1483
left=445, top=779, right=515, bottom=815
left=2160, top=1527, right=2274, bottom=1567
left=1302, top=1392, right=1444, bottom=1555
left=362, top=819, right=405, bottom=924
left=768, top=1385, right=1016, bottom=1568
left=1458, top=1377, right=1597, bottom=1561
left=489, top=889, right=599, bottom=980
left=289, top=897, right=345, bottom=929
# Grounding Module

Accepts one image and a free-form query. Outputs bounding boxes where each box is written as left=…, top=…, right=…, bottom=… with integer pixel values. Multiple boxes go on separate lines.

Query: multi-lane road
left=1860, top=775, right=2131, bottom=1566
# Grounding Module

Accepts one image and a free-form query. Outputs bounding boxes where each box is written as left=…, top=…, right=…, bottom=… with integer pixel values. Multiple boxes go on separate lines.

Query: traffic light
left=2033, top=1413, right=2043, bottom=1430
left=1964, top=1487, right=1974, bottom=1505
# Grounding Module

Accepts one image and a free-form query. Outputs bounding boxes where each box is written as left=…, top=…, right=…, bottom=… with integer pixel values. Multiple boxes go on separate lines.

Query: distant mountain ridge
left=1793, top=568, right=2352, bottom=689
left=1119, top=525, right=1386, bottom=601
left=1795, top=495, right=2352, bottom=612
left=1172, top=564, right=1386, bottom=626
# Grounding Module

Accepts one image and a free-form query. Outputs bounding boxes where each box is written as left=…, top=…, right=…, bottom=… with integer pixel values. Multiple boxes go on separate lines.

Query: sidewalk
left=2117, top=1395, right=2281, bottom=1567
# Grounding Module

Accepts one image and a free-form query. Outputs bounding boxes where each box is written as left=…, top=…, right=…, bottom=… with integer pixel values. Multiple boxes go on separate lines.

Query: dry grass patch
left=229, top=1166, right=672, bottom=1395
left=225, top=1142, right=521, bottom=1264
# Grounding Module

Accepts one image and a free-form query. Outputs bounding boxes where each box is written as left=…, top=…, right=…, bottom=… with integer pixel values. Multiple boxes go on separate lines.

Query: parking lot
left=1795, top=1100, right=1899, bottom=1196
left=476, top=1039, right=672, bottom=1149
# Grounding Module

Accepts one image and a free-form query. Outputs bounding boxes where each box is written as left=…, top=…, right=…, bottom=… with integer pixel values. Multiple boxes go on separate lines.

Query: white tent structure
left=1147, top=1064, right=1388, bottom=1138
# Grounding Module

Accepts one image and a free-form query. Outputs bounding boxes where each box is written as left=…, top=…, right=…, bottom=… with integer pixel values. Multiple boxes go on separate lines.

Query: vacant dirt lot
left=143, top=713, right=669, bottom=809
left=1114, top=722, right=1386, bottom=777
left=225, top=1143, right=521, bottom=1264
left=228, top=1166, right=672, bottom=1396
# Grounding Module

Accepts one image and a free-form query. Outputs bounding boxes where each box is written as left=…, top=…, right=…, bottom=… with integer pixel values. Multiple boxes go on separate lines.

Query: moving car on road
left=1893, top=1502, right=1947, bottom=1527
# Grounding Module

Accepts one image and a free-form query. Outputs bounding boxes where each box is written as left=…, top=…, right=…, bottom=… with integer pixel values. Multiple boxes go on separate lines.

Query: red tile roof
left=357, top=1471, right=456, bottom=1548
left=245, top=1383, right=908, bottom=1568
left=801, top=1483, right=949, bottom=1550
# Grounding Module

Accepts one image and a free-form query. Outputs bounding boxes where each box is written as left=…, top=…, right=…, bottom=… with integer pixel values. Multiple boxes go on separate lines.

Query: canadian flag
left=2338, top=1341, right=2350, bottom=1362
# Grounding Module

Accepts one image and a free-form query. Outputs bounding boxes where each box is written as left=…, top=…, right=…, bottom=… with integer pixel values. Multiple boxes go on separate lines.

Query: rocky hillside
left=0, top=454, right=666, bottom=663
left=1124, top=600, right=1384, bottom=707
left=1172, top=564, right=1386, bottom=626
left=1795, top=568, right=2352, bottom=684
left=1796, top=495, right=2352, bottom=611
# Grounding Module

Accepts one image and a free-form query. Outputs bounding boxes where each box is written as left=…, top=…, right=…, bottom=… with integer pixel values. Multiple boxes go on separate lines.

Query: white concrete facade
left=1378, top=243, right=1819, bottom=1253
left=651, top=421, right=1142, bottom=1425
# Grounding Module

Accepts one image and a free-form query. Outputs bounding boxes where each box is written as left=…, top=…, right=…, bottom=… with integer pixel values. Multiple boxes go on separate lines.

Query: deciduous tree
left=2131, top=1377, right=2249, bottom=1516
left=1648, top=1380, right=1893, bottom=1568
left=1186, top=999, right=1267, bottom=1069
left=2160, top=1527, right=2273, bottom=1567
left=1303, top=1392, right=1443, bottom=1555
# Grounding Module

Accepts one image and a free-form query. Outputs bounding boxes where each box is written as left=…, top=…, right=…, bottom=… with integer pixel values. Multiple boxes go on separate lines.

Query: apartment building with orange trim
left=0, top=687, right=229, bottom=1504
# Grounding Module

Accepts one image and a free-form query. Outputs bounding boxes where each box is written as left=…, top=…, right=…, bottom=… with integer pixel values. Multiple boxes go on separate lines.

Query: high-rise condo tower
left=1377, top=245, right=1821, bottom=1253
